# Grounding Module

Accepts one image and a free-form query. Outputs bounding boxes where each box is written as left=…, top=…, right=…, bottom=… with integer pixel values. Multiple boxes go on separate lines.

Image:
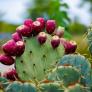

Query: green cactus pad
left=48, top=66, right=80, bottom=86
left=40, top=82, right=64, bottom=92
left=22, top=83, right=37, bottom=92
left=5, top=81, right=37, bottom=92
left=65, top=84, right=90, bottom=92
left=0, top=77, right=9, bottom=89
left=16, top=34, right=64, bottom=81
left=59, top=54, right=91, bottom=77
left=87, top=24, right=92, bottom=54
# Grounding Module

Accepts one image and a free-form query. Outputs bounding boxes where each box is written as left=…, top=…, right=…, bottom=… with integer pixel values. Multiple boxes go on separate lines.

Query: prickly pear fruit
left=16, top=41, right=25, bottom=56
left=2, top=40, right=25, bottom=56
left=2, top=40, right=17, bottom=56
left=16, top=25, right=32, bottom=37
left=3, top=69, right=18, bottom=81
left=24, top=19, right=33, bottom=27
left=36, top=17, right=45, bottom=30
left=37, top=32, right=47, bottom=45
left=32, top=21, right=42, bottom=33
left=12, top=32, right=22, bottom=42
left=69, top=40, right=77, bottom=53
left=51, top=35, right=60, bottom=49
left=60, top=38, right=77, bottom=54
left=0, top=54, right=15, bottom=65
left=46, top=20, right=56, bottom=34
left=54, top=26, right=64, bottom=37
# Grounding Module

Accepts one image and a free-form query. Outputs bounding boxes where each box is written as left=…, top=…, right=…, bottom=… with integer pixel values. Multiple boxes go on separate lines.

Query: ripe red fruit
left=2, top=40, right=17, bottom=56
left=32, top=21, right=42, bottom=35
left=16, top=25, right=32, bottom=37
left=54, top=26, right=64, bottom=37
left=37, top=32, right=47, bottom=45
left=12, top=32, right=22, bottom=42
left=36, top=17, right=45, bottom=30
left=3, top=69, right=18, bottom=81
left=0, top=54, right=15, bottom=65
left=51, top=35, right=60, bottom=49
left=60, top=38, right=77, bottom=54
left=2, top=40, right=25, bottom=56
left=69, top=40, right=77, bottom=53
left=16, top=41, right=25, bottom=56
left=46, top=20, right=56, bottom=34
left=24, top=19, right=33, bottom=27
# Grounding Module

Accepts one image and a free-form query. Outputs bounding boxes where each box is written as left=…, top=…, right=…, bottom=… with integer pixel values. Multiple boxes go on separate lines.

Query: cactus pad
left=59, top=54, right=91, bottom=76
left=16, top=34, right=64, bottom=81
left=40, top=82, right=64, bottom=92
left=48, top=66, right=80, bottom=86
left=65, top=84, right=90, bottom=92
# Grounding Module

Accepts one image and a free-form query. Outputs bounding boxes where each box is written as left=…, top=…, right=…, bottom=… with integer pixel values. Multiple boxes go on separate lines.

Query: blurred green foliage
left=0, top=21, right=18, bottom=33
left=27, top=0, right=70, bottom=27
left=69, top=21, right=87, bottom=35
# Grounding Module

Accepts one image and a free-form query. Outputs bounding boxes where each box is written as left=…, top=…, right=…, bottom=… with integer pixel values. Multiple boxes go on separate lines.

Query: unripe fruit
left=16, top=25, right=32, bottom=37
left=24, top=19, right=33, bottom=27
left=54, top=26, right=64, bottom=37
left=46, top=20, right=56, bottom=34
left=0, top=54, right=15, bottom=65
left=37, top=32, right=47, bottom=45
left=51, top=35, right=60, bottom=49
left=12, top=32, right=22, bottom=42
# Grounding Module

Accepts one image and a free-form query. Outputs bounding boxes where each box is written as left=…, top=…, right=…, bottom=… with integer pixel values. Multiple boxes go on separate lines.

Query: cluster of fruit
left=0, top=18, right=85, bottom=92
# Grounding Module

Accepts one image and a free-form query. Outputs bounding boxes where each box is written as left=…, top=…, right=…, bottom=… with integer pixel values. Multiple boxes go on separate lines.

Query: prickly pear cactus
left=16, top=34, right=64, bottom=81
left=48, top=66, right=80, bottom=86
left=65, top=84, right=90, bottom=92
left=40, top=82, right=64, bottom=92
left=59, top=54, right=91, bottom=76
left=59, top=54, right=92, bottom=87
left=1, top=18, right=92, bottom=92
left=87, top=24, right=92, bottom=54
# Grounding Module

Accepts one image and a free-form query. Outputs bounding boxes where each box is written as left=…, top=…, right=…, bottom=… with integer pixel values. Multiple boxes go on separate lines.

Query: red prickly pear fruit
left=51, top=35, right=60, bottom=49
left=37, top=32, right=47, bottom=45
left=32, top=21, right=42, bottom=35
left=68, top=40, right=77, bottom=53
left=60, top=38, right=77, bottom=54
left=16, top=25, right=32, bottom=37
left=3, top=69, right=18, bottom=81
left=36, top=17, right=45, bottom=30
left=2, top=40, right=17, bottom=56
left=0, top=54, right=15, bottom=65
left=12, top=32, right=22, bottom=42
left=24, top=19, right=33, bottom=27
left=46, top=20, right=56, bottom=34
left=54, top=26, right=64, bottom=37
left=16, top=41, right=25, bottom=56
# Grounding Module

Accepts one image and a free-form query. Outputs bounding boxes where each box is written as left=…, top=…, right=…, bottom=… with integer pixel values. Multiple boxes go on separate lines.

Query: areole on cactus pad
left=0, top=18, right=92, bottom=92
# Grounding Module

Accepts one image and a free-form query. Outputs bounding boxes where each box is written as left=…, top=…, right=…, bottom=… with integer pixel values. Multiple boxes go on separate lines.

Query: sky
left=0, top=0, right=91, bottom=25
